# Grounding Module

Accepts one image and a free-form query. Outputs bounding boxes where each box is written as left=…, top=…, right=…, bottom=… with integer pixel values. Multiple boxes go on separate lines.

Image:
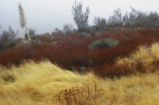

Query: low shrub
left=89, top=38, right=119, bottom=49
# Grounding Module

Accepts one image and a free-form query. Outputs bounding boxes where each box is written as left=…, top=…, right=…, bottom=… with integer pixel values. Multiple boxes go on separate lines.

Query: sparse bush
left=72, top=1, right=90, bottom=33
left=106, top=8, right=159, bottom=29
left=63, top=24, right=74, bottom=35
left=52, top=28, right=64, bottom=36
left=107, top=8, right=123, bottom=27
left=0, top=27, right=18, bottom=50
left=93, top=17, right=107, bottom=32
left=89, top=38, right=119, bottom=49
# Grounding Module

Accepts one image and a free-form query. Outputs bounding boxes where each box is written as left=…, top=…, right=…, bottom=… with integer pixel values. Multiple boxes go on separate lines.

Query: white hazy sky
left=0, top=0, right=159, bottom=35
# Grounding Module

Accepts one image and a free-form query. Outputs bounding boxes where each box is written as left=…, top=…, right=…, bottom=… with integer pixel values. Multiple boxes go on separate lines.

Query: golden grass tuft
left=116, top=42, right=159, bottom=73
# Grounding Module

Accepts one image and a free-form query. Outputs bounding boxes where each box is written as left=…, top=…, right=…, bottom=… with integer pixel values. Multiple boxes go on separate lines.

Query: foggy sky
left=0, top=0, right=159, bottom=35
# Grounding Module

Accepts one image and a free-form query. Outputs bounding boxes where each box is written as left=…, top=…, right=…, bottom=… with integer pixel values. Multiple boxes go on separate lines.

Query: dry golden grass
left=0, top=60, right=159, bottom=105
left=0, top=61, right=91, bottom=105
left=116, top=42, right=159, bottom=73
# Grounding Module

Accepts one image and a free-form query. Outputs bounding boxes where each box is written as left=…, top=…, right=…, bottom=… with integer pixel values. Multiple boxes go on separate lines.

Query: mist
left=0, top=0, right=159, bottom=35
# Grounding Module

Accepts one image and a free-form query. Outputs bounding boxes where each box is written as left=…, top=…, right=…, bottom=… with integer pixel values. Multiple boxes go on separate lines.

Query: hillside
left=1, top=42, right=159, bottom=105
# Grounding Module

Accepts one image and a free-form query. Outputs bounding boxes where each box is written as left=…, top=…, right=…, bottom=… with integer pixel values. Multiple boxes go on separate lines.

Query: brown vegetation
left=0, top=29, right=159, bottom=77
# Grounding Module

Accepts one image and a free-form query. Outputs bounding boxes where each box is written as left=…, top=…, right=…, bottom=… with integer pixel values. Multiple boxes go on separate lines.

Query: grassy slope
left=0, top=61, right=87, bottom=105
left=0, top=60, right=159, bottom=105
left=1, top=42, right=159, bottom=105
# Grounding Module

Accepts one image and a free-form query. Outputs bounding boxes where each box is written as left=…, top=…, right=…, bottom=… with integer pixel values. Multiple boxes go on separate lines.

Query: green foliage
left=0, top=27, right=18, bottom=50
left=89, top=38, right=119, bottom=49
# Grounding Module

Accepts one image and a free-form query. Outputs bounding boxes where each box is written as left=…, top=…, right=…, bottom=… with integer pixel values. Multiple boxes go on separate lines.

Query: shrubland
left=1, top=2, right=159, bottom=104
left=93, top=42, right=159, bottom=77
left=0, top=28, right=159, bottom=77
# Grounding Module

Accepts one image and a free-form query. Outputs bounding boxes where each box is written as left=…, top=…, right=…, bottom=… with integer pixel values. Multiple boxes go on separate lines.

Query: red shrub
left=92, top=64, right=133, bottom=78
left=1, top=28, right=159, bottom=77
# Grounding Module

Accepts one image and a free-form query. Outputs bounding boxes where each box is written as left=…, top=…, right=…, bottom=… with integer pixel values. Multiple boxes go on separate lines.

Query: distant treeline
left=52, top=2, right=159, bottom=34
left=1, top=1, right=159, bottom=50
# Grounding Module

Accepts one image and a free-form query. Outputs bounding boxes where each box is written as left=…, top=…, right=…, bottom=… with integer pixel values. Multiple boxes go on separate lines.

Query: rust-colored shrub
left=0, top=28, right=159, bottom=77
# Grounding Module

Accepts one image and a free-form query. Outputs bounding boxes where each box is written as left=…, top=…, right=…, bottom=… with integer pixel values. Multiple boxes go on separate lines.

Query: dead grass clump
left=116, top=42, right=159, bottom=74
left=55, top=81, right=104, bottom=105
